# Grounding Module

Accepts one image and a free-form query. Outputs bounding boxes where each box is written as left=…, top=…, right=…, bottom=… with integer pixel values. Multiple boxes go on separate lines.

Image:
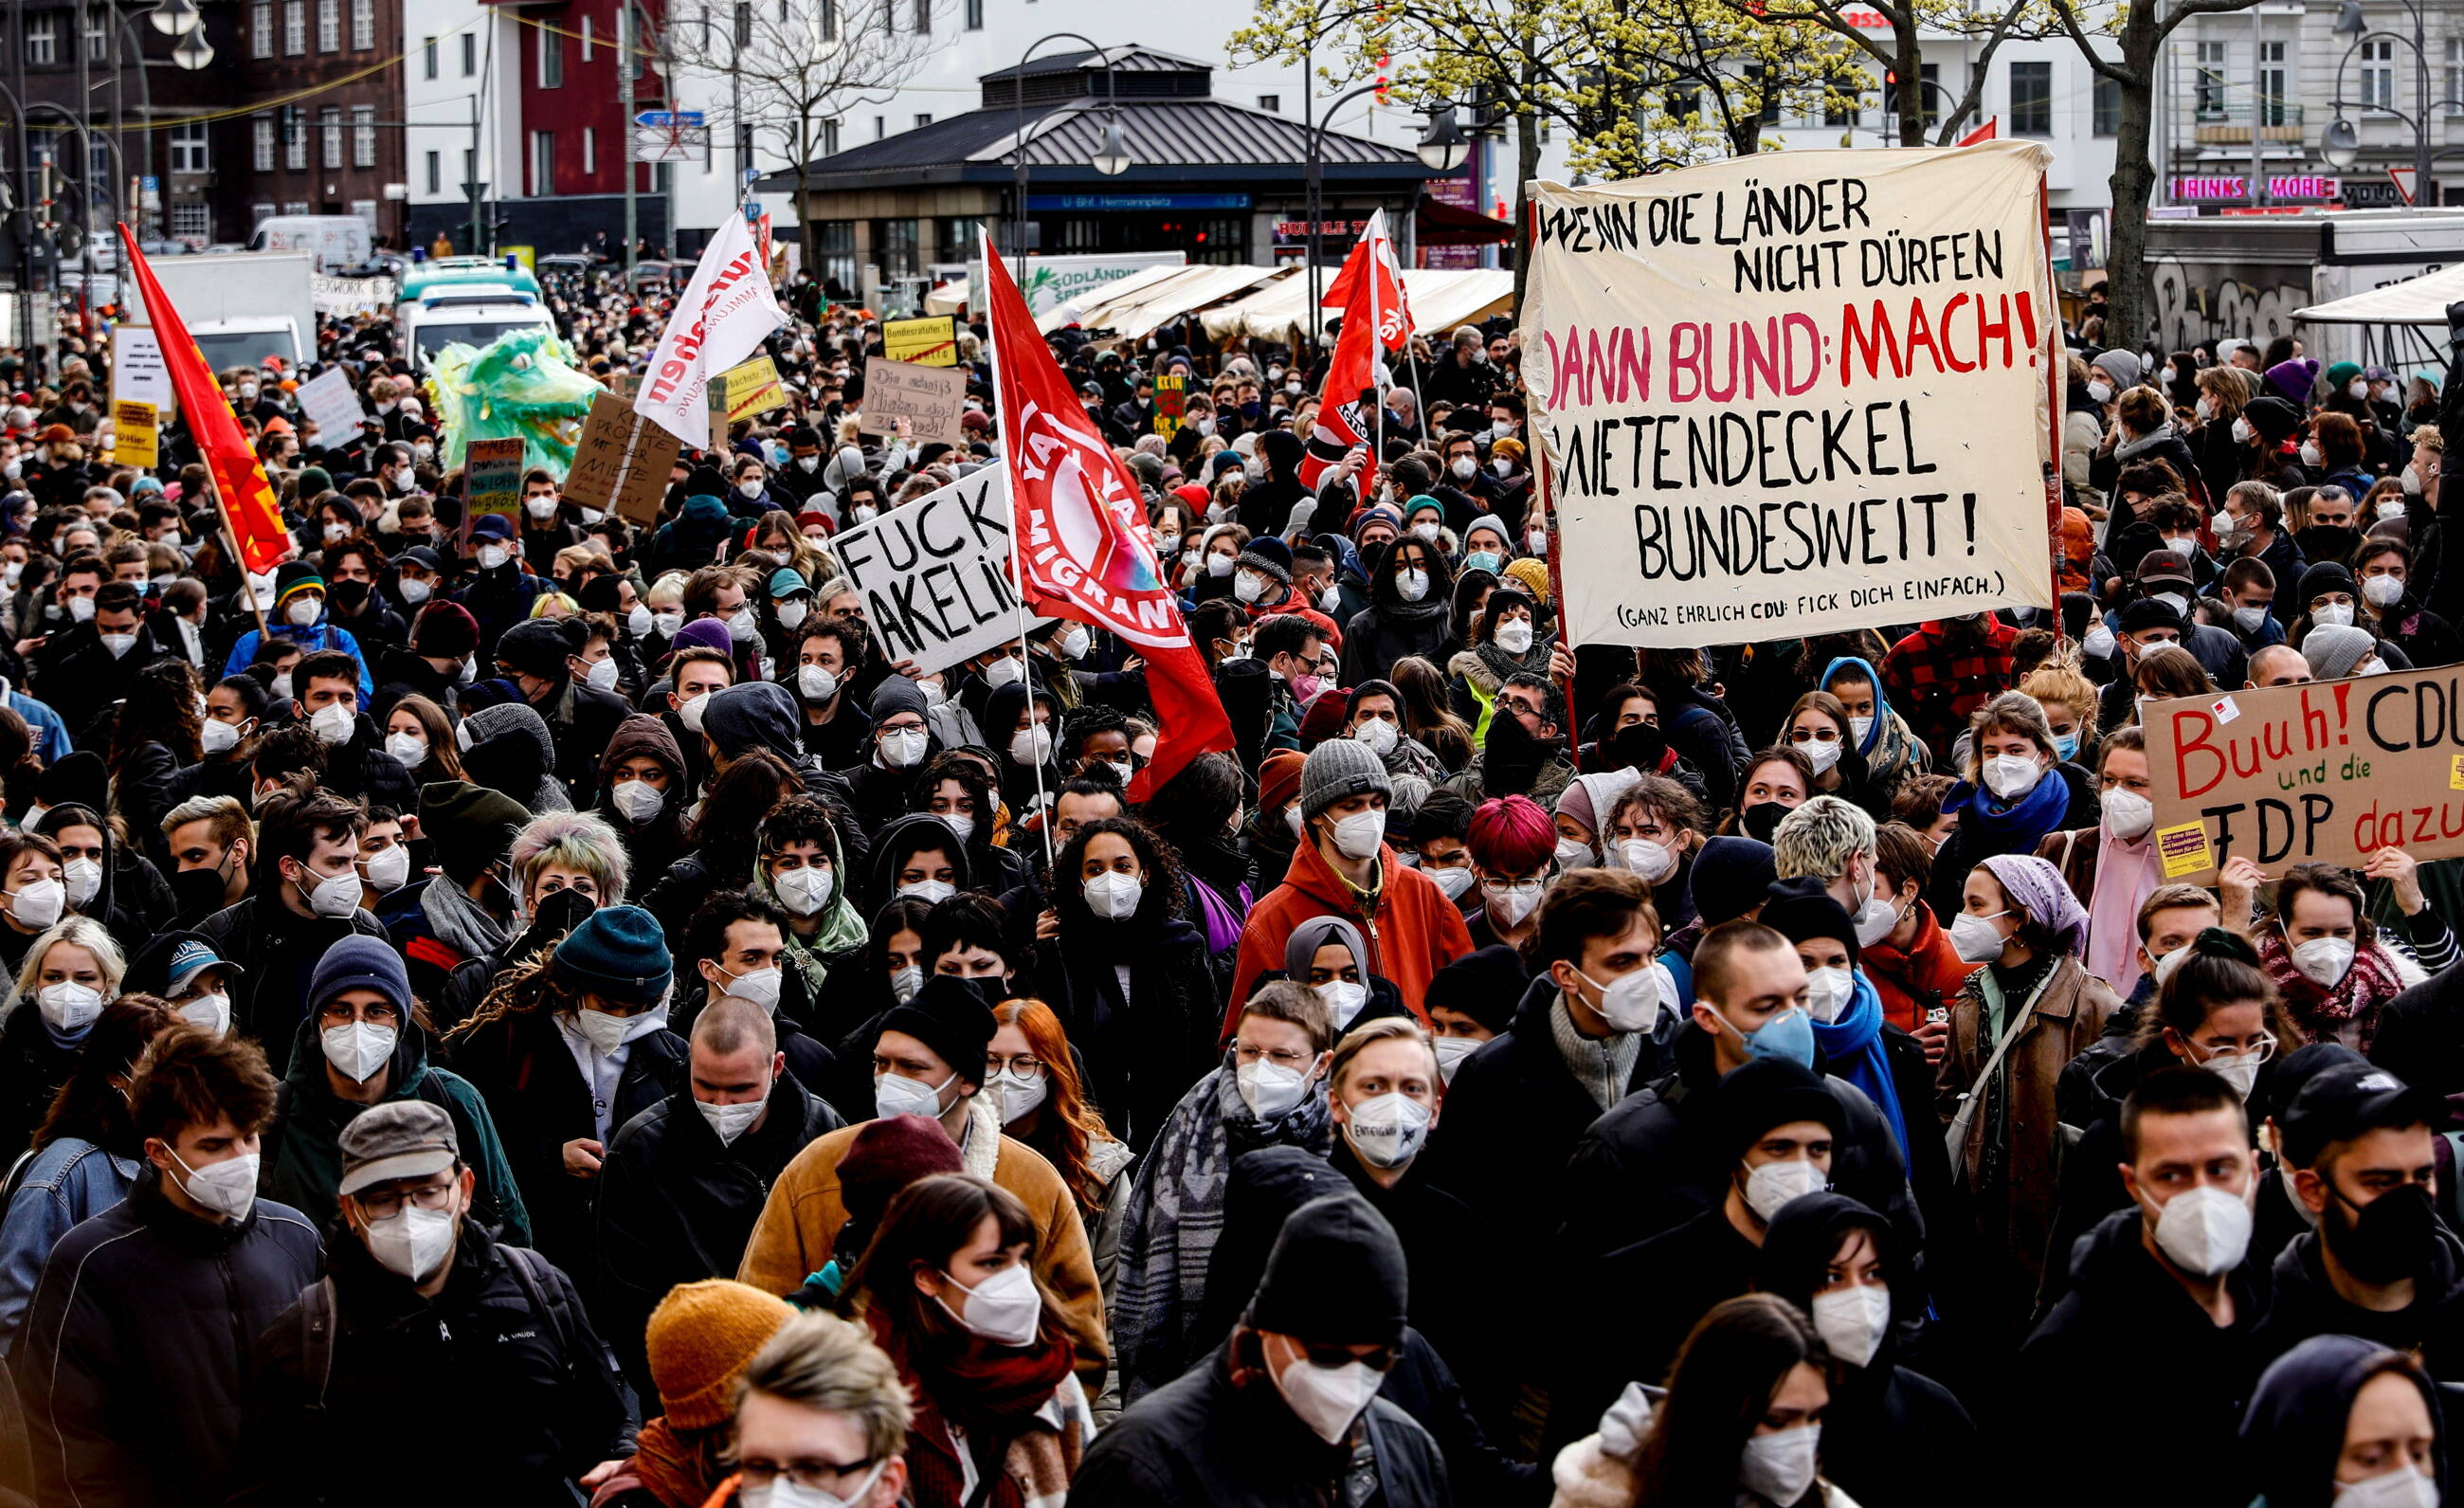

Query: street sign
left=2389, top=166, right=2420, bottom=206
left=634, top=110, right=705, bottom=128
left=633, top=124, right=710, bottom=163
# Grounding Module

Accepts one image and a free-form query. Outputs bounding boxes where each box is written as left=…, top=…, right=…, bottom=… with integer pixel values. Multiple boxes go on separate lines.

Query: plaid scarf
left=2259, top=928, right=2408, bottom=1052
left=871, top=1311, right=1077, bottom=1508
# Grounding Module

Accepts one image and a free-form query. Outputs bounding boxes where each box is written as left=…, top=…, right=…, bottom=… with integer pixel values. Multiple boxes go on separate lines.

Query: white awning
left=1199, top=267, right=1515, bottom=344
left=1031, top=263, right=1185, bottom=335
left=1039, top=263, right=1295, bottom=340
left=2295, top=263, right=2464, bottom=324
left=923, top=277, right=969, bottom=315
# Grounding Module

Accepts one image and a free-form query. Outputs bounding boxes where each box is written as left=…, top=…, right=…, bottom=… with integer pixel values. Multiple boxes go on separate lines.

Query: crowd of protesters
left=0, top=258, right=2454, bottom=1507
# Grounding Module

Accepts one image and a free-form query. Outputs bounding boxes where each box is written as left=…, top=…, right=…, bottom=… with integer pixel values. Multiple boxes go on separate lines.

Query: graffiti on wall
left=2148, top=259, right=2310, bottom=353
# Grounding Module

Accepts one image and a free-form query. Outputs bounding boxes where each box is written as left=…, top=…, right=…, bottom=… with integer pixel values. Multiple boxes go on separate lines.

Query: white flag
left=632, top=212, right=787, bottom=447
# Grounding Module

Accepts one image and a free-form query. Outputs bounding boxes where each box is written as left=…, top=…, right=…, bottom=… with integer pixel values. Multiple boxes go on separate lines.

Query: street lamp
left=149, top=0, right=199, bottom=35
left=170, top=24, right=212, bottom=69
left=1008, top=34, right=1131, bottom=267
left=1416, top=106, right=1469, bottom=173
left=2323, top=0, right=2464, bottom=205
left=2322, top=116, right=2363, bottom=170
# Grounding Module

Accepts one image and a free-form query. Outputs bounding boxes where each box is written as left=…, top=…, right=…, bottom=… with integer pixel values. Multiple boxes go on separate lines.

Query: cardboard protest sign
left=1521, top=141, right=2059, bottom=648
left=463, top=437, right=528, bottom=536
left=2139, top=665, right=2464, bottom=884
left=707, top=354, right=787, bottom=447
left=566, top=391, right=682, bottom=527
left=111, top=326, right=174, bottom=415
left=1154, top=372, right=1186, bottom=438
left=112, top=401, right=158, bottom=468
left=826, top=463, right=1049, bottom=674
left=862, top=358, right=969, bottom=448
left=296, top=366, right=370, bottom=441
left=883, top=315, right=958, bottom=366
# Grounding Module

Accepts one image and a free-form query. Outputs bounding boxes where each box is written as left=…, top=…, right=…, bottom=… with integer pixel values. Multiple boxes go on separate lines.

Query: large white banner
left=1522, top=141, right=2059, bottom=648
left=634, top=213, right=787, bottom=447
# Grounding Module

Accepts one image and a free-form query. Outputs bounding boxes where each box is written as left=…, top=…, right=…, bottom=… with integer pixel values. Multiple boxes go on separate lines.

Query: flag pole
left=209, top=480, right=273, bottom=641
left=982, top=231, right=1058, bottom=875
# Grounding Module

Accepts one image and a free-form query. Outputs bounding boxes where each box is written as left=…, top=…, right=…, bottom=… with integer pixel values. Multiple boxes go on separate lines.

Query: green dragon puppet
left=424, top=326, right=606, bottom=476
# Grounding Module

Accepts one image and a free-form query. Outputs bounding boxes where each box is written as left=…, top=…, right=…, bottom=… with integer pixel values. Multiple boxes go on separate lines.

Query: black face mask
left=2296, top=524, right=2362, bottom=565
left=172, top=863, right=230, bottom=916
left=1482, top=705, right=1557, bottom=796
left=2326, top=1181, right=2437, bottom=1285
left=1607, top=721, right=1667, bottom=772
left=1740, top=801, right=1791, bottom=844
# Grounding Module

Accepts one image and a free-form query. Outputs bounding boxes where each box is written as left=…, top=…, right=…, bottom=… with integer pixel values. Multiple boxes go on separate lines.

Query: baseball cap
left=2135, top=551, right=2196, bottom=588
left=164, top=937, right=239, bottom=995
left=2279, top=1063, right=2441, bottom=1170
left=336, top=1099, right=461, bottom=1195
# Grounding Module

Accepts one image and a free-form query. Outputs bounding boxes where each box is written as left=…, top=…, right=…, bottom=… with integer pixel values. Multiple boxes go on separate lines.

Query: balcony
left=2194, top=101, right=2308, bottom=144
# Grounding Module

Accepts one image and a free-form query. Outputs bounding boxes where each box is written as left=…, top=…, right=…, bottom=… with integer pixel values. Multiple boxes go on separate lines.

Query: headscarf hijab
left=1978, top=853, right=2091, bottom=957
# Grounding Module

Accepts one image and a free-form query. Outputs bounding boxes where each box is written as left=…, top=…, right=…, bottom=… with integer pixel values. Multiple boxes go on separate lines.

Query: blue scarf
left=1821, top=655, right=1893, bottom=756
left=1817, top=971, right=1910, bottom=1163
left=1948, top=766, right=2072, bottom=857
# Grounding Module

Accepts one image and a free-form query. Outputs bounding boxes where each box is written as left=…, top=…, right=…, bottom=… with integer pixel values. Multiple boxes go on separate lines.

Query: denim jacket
left=0, top=1136, right=141, bottom=1354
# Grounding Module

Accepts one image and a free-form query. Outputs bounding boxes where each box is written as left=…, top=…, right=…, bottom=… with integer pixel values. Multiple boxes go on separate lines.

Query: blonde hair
left=10, top=917, right=127, bottom=1014
left=2019, top=663, right=2097, bottom=737
left=1330, top=1014, right=1439, bottom=1093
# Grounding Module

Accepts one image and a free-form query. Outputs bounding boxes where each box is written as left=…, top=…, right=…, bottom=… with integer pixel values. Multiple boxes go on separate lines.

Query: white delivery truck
left=247, top=215, right=373, bottom=272
left=123, top=249, right=318, bottom=372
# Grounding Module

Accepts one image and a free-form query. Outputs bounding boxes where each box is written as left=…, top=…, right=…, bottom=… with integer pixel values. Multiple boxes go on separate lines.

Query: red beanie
left=1259, top=750, right=1307, bottom=818
left=1297, top=687, right=1350, bottom=749
left=1469, top=794, right=1555, bottom=874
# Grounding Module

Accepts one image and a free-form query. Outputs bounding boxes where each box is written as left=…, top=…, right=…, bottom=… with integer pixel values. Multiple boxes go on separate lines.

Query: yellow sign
left=112, top=400, right=158, bottom=468
left=2155, top=821, right=2213, bottom=881
left=502, top=245, right=535, bottom=271
left=716, top=354, right=786, bottom=422
left=883, top=315, right=958, bottom=367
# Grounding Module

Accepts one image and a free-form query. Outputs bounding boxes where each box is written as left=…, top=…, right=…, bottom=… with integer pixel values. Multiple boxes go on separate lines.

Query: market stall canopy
left=924, top=278, right=969, bottom=315
left=1200, top=266, right=1515, bottom=344
left=1036, top=263, right=1295, bottom=340
left=1416, top=196, right=1514, bottom=246
left=2294, top=263, right=2464, bottom=323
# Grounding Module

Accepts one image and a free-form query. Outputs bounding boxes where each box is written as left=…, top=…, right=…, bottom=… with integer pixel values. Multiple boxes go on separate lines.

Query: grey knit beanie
left=1299, top=736, right=1392, bottom=823
left=2302, top=624, right=2378, bottom=681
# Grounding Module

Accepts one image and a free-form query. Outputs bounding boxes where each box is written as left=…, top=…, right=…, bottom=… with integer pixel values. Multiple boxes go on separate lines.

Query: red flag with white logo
left=1299, top=209, right=1404, bottom=493
left=980, top=232, right=1232, bottom=801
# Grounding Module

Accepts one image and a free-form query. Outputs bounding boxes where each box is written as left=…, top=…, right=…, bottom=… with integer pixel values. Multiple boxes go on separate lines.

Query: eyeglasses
left=1232, top=1042, right=1312, bottom=1069
left=354, top=1179, right=456, bottom=1220
left=987, top=1053, right=1045, bottom=1080
left=319, top=1002, right=400, bottom=1026
left=2195, top=1031, right=2278, bottom=1065
left=738, top=1461, right=880, bottom=1494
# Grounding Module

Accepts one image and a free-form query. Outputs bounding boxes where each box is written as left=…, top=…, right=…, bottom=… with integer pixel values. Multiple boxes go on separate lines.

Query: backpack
left=296, top=1243, right=579, bottom=1412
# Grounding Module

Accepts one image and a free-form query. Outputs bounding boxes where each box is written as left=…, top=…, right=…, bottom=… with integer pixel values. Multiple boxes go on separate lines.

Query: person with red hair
left=1464, top=793, right=1557, bottom=953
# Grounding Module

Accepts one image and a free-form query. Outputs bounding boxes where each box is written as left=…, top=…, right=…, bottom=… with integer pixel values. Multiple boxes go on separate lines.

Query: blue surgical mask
left=1733, top=1004, right=1817, bottom=1068
left=1463, top=550, right=1501, bottom=575
left=2054, top=730, right=2080, bottom=762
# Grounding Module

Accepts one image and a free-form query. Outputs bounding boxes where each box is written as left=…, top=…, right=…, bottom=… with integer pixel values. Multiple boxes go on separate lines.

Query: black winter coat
left=0, top=1007, right=82, bottom=1168
left=1554, top=1021, right=1924, bottom=1271
left=319, top=713, right=419, bottom=813
left=1043, top=913, right=1223, bottom=1154
left=2250, top=1222, right=2464, bottom=1382
left=594, top=1076, right=843, bottom=1399
left=444, top=1007, right=690, bottom=1281
left=2018, top=1208, right=2270, bottom=1508
left=1068, top=1345, right=1450, bottom=1508
left=228, top=1222, right=628, bottom=1507
left=16, top=1175, right=322, bottom=1508
left=2373, top=954, right=2464, bottom=1099
left=194, top=894, right=390, bottom=1047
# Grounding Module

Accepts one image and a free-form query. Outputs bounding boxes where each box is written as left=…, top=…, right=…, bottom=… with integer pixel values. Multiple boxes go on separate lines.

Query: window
left=2196, top=39, right=2228, bottom=118
left=819, top=118, right=840, bottom=155
left=734, top=2, right=750, bottom=43
left=736, top=122, right=756, bottom=167
left=532, top=130, right=554, bottom=194
left=579, top=14, right=592, bottom=58
left=819, top=0, right=836, bottom=39
left=84, top=10, right=105, bottom=63
left=255, top=115, right=278, bottom=171
left=2008, top=59, right=2051, bottom=135
left=874, top=115, right=885, bottom=139
left=1825, top=82, right=1858, bottom=127
left=171, top=121, right=209, bottom=173
left=912, top=0, right=929, bottom=30
left=582, top=127, right=596, bottom=174
left=286, top=111, right=308, bottom=169
left=350, top=199, right=377, bottom=228
left=25, top=15, right=52, bottom=65
left=87, top=135, right=110, bottom=187
left=353, top=105, right=375, bottom=167
left=2362, top=38, right=2395, bottom=109
left=817, top=219, right=856, bottom=292
left=252, top=202, right=278, bottom=227
left=965, top=0, right=980, bottom=27
left=462, top=147, right=475, bottom=189
left=425, top=150, right=440, bottom=192
left=283, top=0, right=305, bottom=54
left=461, top=31, right=475, bottom=75
left=2259, top=40, right=2288, bottom=127
left=351, top=0, right=372, bottom=48
left=872, top=216, right=921, bottom=281
left=540, top=26, right=560, bottom=85
left=1667, top=84, right=1701, bottom=122
left=317, top=0, right=338, bottom=51
left=421, top=34, right=436, bottom=75
left=321, top=107, right=343, bottom=169
left=252, top=1, right=274, bottom=57
left=915, top=112, right=932, bottom=128
left=2093, top=74, right=2120, bottom=136
left=282, top=200, right=310, bottom=214
left=2448, top=39, right=2463, bottom=117
left=172, top=202, right=210, bottom=238
left=1259, top=93, right=1279, bottom=113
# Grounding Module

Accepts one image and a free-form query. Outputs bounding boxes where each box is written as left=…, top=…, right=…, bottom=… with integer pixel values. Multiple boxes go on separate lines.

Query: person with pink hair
left=1466, top=793, right=1558, bottom=953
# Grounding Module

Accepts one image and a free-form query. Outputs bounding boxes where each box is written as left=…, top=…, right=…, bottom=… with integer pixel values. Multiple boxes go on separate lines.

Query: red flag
left=1299, top=212, right=1403, bottom=493
left=980, top=232, right=1232, bottom=801
left=1957, top=117, right=1999, bottom=145
left=118, top=225, right=289, bottom=574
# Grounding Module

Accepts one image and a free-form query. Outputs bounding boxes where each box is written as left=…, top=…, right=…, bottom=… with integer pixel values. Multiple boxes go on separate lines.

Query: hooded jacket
left=1237, top=429, right=1312, bottom=538
left=593, top=713, right=690, bottom=881
left=1224, top=835, right=1473, bottom=1036
left=260, top=1015, right=531, bottom=1245
left=2251, top=1219, right=2464, bottom=1382
left=2018, top=1207, right=2271, bottom=1508
left=2238, top=1334, right=2450, bottom=1508
left=1045, top=872, right=1222, bottom=1155
left=864, top=809, right=977, bottom=912
left=1339, top=549, right=1456, bottom=693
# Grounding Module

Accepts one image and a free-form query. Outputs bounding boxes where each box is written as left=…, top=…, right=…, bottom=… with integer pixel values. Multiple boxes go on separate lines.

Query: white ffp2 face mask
left=1812, top=1283, right=1892, bottom=1369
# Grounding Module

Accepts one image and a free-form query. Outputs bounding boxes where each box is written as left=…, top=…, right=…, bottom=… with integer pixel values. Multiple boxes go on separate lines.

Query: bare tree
left=659, top=0, right=957, bottom=272
left=1738, top=0, right=2047, bottom=148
